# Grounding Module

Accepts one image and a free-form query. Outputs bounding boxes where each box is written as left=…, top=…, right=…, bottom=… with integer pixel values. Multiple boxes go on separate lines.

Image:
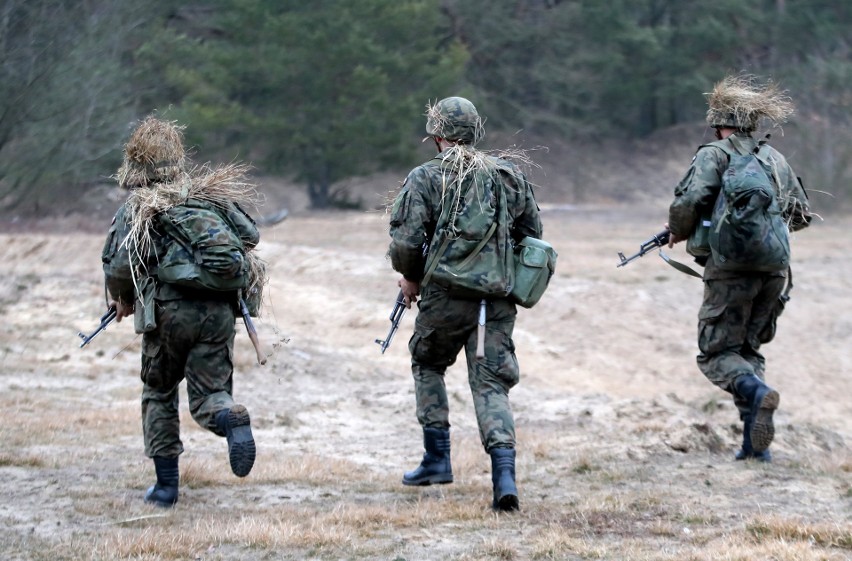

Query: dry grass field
left=1, top=201, right=850, bottom=561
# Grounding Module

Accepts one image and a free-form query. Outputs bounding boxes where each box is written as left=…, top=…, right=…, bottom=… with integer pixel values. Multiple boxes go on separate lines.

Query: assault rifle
left=375, top=289, right=406, bottom=354
left=616, top=229, right=670, bottom=267
left=617, top=229, right=703, bottom=278
left=78, top=306, right=117, bottom=348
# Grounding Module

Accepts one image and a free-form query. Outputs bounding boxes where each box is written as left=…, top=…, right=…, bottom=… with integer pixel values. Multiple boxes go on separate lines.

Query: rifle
left=616, top=230, right=670, bottom=267
left=375, top=289, right=406, bottom=354
left=78, top=306, right=117, bottom=348
left=617, top=229, right=703, bottom=278
left=238, top=292, right=267, bottom=365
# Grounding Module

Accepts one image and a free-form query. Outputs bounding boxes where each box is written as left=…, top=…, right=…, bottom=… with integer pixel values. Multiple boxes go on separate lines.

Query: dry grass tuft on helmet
left=425, top=97, right=485, bottom=145
left=117, top=117, right=188, bottom=189
left=706, top=74, right=795, bottom=132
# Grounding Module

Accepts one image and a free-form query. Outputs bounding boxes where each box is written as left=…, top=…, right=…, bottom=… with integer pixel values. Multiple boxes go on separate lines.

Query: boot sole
left=494, top=493, right=519, bottom=512
left=401, top=473, right=454, bottom=486
left=750, top=389, right=779, bottom=453
left=227, top=405, right=256, bottom=477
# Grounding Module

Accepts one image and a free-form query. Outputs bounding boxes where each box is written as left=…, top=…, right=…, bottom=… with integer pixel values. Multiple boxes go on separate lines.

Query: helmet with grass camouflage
left=705, top=74, right=794, bottom=132
left=425, top=97, right=484, bottom=144
left=117, top=116, right=187, bottom=189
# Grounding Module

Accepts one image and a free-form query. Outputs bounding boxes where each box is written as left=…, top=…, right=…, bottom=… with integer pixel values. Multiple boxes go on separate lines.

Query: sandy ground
left=0, top=204, right=850, bottom=560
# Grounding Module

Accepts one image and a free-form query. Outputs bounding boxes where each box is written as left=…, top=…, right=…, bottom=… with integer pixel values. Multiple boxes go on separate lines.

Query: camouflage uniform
left=102, top=201, right=259, bottom=459
left=388, top=152, right=542, bottom=451
left=668, top=132, right=810, bottom=420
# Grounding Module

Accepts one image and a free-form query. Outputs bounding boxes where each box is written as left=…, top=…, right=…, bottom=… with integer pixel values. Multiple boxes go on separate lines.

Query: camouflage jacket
left=668, top=133, right=811, bottom=279
left=388, top=151, right=542, bottom=283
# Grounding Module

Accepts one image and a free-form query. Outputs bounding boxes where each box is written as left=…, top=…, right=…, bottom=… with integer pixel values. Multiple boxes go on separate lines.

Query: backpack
left=421, top=163, right=515, bottom=299
left=156, top=198, right=249, bottom=291
left=708, top=143, right=790, bottom=272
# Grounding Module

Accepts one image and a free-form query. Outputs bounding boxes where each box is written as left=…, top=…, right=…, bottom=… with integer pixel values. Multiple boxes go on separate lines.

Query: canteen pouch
left=510, top=237, right=557, bottom=309
left=134, top=276, right=157, bottom=334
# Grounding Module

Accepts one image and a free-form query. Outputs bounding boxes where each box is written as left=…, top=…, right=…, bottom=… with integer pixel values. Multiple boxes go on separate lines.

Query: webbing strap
left=780, top=266, right=794, bottom=302
left=658, top=250, right=703, bottom=279
left=421, top=235, right=450, bottom=286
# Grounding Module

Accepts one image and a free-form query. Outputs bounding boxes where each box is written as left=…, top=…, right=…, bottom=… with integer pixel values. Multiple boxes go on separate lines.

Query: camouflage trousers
left=696, top=274, right=787, bottom=419
left=408, top=284, right=520, bottom=452
left=140, top=296, right=237, bottom=458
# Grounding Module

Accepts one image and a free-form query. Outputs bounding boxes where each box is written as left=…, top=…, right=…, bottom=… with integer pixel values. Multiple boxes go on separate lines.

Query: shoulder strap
left=699, top=138, right=738, bottom=157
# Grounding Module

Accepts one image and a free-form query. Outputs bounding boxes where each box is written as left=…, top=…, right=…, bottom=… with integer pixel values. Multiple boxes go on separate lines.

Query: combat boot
left=402, top=427, right=453, bottom=486
left=215, top=404, right=256, bottom=477
left=734, top=374, right=780, bottom=454
left=490, top=447, right=519, bottom=512
left=144, top=456, right=179, bottom=507
left=734, top=415, right=772, bottom=463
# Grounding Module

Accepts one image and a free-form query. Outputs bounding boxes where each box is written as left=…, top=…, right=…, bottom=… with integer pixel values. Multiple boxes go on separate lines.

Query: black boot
left=215, top=404, right=256, bottom=477
left=734, top=415, right=772, bottom=463
left=733, top=374, right=780, bottom=454
left=144, top=456, right=179, bottom=507
left=402, top=427, right=453, bottom=486
left=490, top=448, right=519, bottom=512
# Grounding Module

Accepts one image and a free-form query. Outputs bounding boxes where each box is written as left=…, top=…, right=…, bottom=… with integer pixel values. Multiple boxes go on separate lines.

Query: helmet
left=706, top=111, right=757, bottom=131
left=425, top=97, right=483, bottom=144
left=705, top=75, right=793, bottom=132
left=117, top=117, right=187, bottom=188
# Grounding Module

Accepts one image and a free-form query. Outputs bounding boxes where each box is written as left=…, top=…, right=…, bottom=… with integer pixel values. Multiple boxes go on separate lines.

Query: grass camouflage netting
left=706, top=74, right=795, bottom=131
left=117, top=117, right=188, bottom=189
left=116, top=117, right=266, bottom=302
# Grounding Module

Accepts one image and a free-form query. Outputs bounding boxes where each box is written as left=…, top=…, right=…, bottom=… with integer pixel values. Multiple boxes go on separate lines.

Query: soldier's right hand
left=398, top=277, right=420, bottom=309
left=110, top=299, right=135, bottom=323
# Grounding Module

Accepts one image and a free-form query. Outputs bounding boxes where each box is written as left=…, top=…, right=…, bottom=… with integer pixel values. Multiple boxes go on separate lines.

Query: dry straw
left=705, top=74, right=795, bottom=131
left=424, top=99, right=540, bottom=236
left=436, top=143, right=539, bottom=238
left=115, top=116, right=265, bottom=299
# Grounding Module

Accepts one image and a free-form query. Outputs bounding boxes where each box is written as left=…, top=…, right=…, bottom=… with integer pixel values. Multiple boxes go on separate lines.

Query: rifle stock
left=238, top=294, right=267, bottom=365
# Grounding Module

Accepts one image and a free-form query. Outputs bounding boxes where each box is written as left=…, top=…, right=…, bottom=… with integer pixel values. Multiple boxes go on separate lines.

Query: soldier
left=102, top=117, right=261, bottom=506
left=387, top=97, right=543, bottom=511
left=666, top=75, right=811, bottom=462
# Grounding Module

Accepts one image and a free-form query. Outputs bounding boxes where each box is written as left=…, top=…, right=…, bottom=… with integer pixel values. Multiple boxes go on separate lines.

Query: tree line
left=1, top=0, right=849, bottom=212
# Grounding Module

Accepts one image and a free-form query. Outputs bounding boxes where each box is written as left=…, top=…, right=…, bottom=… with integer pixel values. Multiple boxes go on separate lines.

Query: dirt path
left=0, top=207, right=849, bottom=560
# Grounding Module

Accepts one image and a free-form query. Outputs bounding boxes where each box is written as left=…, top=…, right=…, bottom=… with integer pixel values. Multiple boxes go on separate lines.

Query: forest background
left=1, top=0, right=850, bottom=217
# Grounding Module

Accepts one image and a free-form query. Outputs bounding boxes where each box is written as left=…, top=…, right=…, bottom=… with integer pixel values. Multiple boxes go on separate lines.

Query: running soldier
left=666, top=75, right=811, bottom=462
left=387, top=97, right=543, bottom=511
left=102, top=117, right=263, bottom=506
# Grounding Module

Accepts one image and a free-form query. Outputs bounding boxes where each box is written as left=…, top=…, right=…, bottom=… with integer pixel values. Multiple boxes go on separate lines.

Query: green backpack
left=421, top=165, right=515, bottom=299
left=156, top=198, right=249, bottom=291
left=421, top=161, right=556, bottom=306
left=709, top=145, right=790, bottom=272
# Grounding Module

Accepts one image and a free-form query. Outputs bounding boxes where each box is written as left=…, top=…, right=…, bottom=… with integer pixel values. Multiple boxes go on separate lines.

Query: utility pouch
left=134, top=277, right=157, bottom=334
left=686, top=214, right=712, bottom=258
left=510, top=236, right=557, bottom=308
